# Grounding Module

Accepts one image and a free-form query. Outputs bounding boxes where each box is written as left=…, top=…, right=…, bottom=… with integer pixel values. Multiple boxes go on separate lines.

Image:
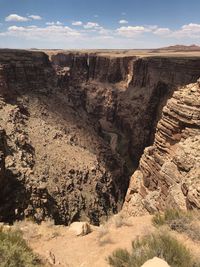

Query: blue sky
left=0, top=0, right=200, bottom=49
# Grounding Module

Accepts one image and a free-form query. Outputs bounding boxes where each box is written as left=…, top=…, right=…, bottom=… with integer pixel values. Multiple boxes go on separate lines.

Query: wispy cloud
left=83, top=22, right=100, bottom=29
left=28, top=15, right=42, bottom=20
left=72, top=21, right=83, bottom=26
left=46, top=21, right=63, bottom=26
left=154, top=27, right=171, bottom=36
left=119, top=19, right=128, bottom=24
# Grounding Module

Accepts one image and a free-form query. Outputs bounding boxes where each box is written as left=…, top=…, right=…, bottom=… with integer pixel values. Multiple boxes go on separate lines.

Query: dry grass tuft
left=108, top=231, right=200, bottom=267
left=152, top=209, right=200, bottom=241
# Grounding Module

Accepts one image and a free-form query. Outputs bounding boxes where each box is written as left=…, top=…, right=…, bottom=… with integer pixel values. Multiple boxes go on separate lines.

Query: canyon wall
left=0, top=50, right=128, bottom=225
left=0, top=49, right=200, bottom=225
left=123, top=80, right=200, bottom=215
left=52, top=53, right=200, bottom=166
left=52, top=53, right=135, bottom=84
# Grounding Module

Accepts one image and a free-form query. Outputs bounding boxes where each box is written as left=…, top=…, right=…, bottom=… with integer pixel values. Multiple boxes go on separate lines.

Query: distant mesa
left=158, top=44, right=200, bottom=51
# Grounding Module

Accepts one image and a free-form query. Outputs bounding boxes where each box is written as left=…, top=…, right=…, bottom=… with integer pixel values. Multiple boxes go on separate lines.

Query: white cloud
left=5, top=14, right=42, bottom=22
left=97, top=27, right=111, bottom=35
left=174, top=23, right=200, bottom=38
left=1, top=25, right=80, bottom=41
left=5, top=14, right=29, bottom=22
left=46, top=21, right=63, bottom=26
left=72, top=21, right=83, bottom=26
left=2, top=21, right=200, bottom=48
left=153, top=27, right=171, bottom=36
left=116, top=26, right=150, bottom=37
left=28, top=15, right=42, bottom=20
left=84, top=22, right=100, bottom=29
left=119, top=20, right=128, bottom=24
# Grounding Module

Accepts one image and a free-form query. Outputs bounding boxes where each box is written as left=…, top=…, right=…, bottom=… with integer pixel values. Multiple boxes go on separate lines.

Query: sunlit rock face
left=0, top=49, right=200, bottom=225
left=123, top=80, right=200, bottom=216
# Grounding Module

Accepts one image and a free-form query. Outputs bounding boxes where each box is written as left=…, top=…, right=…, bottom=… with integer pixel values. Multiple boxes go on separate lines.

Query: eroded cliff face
left=0, top=50, right=128, bottom=225
left=123, top=80, right=200, bottom=216
left=52, top=53, right=200, bottom=167
left=0, top=49, right=200, bottom=225
left=52, top=53, right=135, bottom=84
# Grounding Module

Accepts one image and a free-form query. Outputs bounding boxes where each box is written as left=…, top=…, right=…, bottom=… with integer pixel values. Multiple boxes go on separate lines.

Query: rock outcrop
left=123, top=80, right=200, bottom=215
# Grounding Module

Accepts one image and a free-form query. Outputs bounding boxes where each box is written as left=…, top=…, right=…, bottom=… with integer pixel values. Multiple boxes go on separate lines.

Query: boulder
left=141, top=257, right=170, bottom=267
left=69, top=222, right=91, bottom=236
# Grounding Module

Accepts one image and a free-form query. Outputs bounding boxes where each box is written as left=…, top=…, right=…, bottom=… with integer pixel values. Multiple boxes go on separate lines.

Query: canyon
left=0, top=48, right=200, bottom=227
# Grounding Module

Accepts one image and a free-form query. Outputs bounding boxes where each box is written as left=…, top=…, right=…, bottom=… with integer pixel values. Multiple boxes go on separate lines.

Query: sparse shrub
left=152, top=213, right=166, bottom=226
left=108, top=231, right=200, bottom=267
left=152, top=209, right=200, bottom=241
left=152, top=209, right=191, bottom=226
left=98, top=225, right=109, bottom=239
left=97, top=225, right=113, bottom=246
left=111, top=214, right=132, bottom=228
left=0, top=229, right=42, bottom=267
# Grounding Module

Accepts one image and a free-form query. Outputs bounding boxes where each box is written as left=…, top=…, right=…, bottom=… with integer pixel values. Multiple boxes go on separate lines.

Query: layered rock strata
left=123, top=80, right=200, bottom=215
left=52, top=53, right=200, bottom=166
left=0, top=49, right=200, bottom=225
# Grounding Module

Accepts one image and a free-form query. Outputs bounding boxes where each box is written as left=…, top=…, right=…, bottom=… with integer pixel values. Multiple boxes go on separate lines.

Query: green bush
left=0, top=229, right=42, bottom=267
left=108, top=231, right=200, bottom=267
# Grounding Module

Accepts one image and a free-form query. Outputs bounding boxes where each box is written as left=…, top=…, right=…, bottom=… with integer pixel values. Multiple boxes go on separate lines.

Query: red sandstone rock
left=123, top=80, right=200, bottom=215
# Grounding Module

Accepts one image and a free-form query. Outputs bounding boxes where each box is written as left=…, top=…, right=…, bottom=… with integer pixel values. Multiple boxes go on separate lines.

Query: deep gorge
left=0, top=49, right=199, bottom=225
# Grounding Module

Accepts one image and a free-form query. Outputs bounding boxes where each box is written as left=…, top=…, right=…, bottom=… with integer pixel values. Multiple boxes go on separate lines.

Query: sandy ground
left=13, top=214, right=200, bottom=267
left=17, top=215, right=153, bottom=267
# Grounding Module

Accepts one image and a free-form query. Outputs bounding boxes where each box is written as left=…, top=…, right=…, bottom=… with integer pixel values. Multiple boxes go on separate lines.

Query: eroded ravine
left=0, top=49, right=200, bottom=225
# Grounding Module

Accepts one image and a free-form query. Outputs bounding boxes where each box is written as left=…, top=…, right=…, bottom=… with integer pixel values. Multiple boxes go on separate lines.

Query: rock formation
left=0, top=49, right=200, bottom=225
left=123, top=80, right=200, bottom=215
